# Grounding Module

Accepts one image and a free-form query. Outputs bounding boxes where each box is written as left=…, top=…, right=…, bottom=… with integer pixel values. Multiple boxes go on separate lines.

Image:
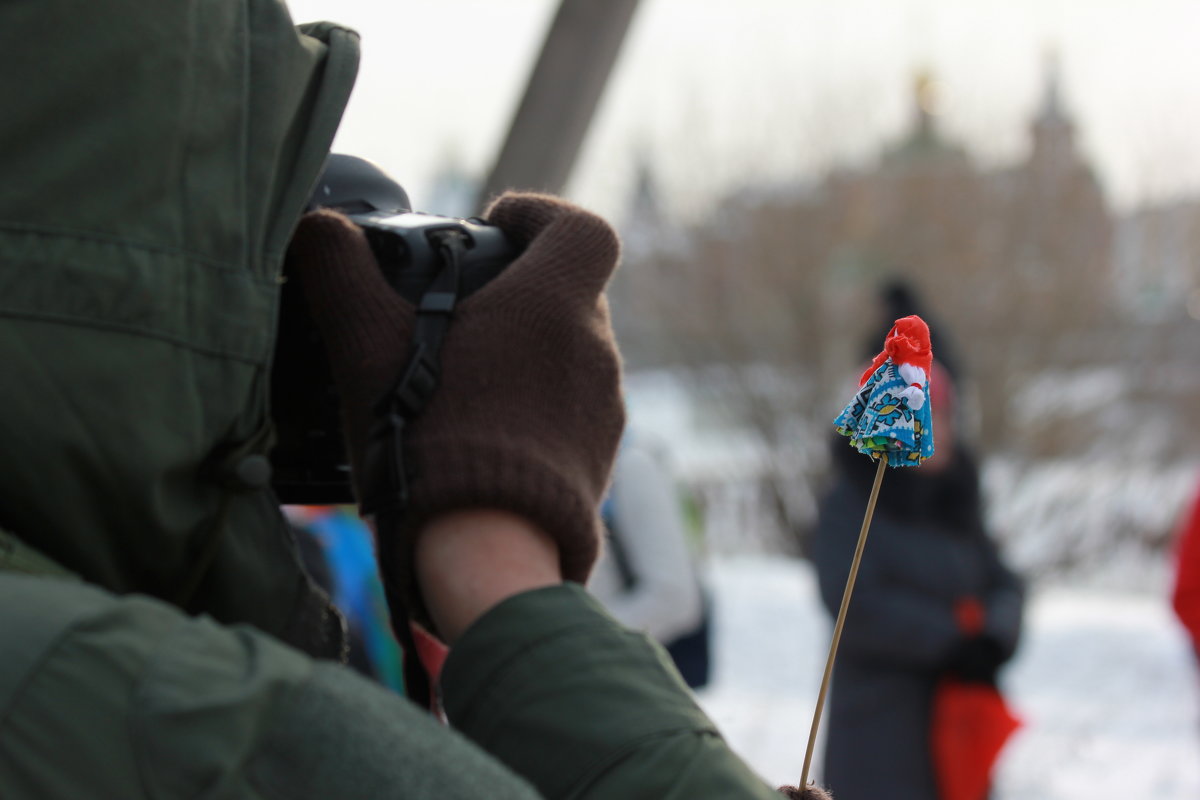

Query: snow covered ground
left=695, top=555, right=1200, bottom=799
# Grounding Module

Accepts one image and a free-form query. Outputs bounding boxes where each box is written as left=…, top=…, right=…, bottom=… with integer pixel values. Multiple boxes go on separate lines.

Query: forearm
left=837, top=591, right=961, bottom=667
left=816, top=542, right=957, bottom=666
left=415, top=509, right=563, bottom=643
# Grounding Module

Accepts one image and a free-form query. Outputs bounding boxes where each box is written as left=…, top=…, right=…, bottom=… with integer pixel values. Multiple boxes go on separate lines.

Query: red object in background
left=1171, top=485, right=1200, bottom=653
left=954, top=596, right=986, bottom=636
left=411, top=622, right=449, bottom=714
left=931, top=680, right=1022, bottom=800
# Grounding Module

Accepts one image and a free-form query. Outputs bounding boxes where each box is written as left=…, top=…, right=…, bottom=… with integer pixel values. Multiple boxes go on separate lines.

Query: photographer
left=0, top=2, right=826, bottom=798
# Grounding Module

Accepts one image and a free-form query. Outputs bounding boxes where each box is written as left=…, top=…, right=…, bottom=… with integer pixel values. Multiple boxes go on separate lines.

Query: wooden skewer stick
left=798, top=454, right=888, bottom=792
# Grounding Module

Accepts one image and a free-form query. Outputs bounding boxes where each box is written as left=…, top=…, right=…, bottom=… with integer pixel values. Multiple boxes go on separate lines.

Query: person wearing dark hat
left=869, top=276, right=964, bottom=382
left=0, top=2, right=827, bottom=798
left=813, top=361, right=1025, bottom=800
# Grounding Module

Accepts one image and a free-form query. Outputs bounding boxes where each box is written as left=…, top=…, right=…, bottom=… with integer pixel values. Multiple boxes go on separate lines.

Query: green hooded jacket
left=0, top=3, right=784, bottom=798
left=0, top=0, right=357, bottom=655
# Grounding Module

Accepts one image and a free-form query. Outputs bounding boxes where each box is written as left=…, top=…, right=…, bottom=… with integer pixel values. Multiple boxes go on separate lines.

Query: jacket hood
left=0, top=1, right=360, bottom=657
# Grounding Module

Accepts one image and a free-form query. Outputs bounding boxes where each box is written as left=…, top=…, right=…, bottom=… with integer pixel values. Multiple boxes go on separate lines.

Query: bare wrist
left=414, top=509, right=563, bottom=643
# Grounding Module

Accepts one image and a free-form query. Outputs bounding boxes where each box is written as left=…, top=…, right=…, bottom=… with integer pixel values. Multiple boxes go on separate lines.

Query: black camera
left=270, top=154, right=519, bottom=505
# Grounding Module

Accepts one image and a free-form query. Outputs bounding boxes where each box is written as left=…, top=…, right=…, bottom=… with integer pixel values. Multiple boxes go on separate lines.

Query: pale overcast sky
left=285, top=0, right=1200, bottom=220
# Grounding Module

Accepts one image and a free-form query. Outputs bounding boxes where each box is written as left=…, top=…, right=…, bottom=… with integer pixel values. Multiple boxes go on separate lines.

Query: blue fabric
left=304, top=509, right=404, bottom=692
left=834, top=361, right=935, bottom=467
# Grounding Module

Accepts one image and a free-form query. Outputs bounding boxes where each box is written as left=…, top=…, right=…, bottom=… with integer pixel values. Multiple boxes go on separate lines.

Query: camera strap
left=359, top=230, right=468, bottom=519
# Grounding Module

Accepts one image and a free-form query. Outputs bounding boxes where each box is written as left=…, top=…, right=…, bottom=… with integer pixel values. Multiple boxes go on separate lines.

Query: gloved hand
left=777, top=783, right=833, bottom=799
left=943, top=635, right=1008, bottom=685
left=285, top=193, right=625, bottom=697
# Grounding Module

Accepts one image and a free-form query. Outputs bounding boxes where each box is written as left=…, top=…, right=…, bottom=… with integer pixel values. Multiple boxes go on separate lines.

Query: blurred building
left=1114, top=199, right=1200, bottom=323
left=611, top=56, right=1165, bottom=447
left=610, top=55, right=1200, bottom=565
left=819, top=60, right=1112, bottom=367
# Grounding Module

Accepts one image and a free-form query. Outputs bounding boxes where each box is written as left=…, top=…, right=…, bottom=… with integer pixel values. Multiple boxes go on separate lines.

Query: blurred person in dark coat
left=813, top=360, right=1024, bottom=800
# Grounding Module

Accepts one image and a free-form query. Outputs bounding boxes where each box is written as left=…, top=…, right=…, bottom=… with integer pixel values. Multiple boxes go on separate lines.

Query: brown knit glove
left=284, top=193, right=624, bottom=618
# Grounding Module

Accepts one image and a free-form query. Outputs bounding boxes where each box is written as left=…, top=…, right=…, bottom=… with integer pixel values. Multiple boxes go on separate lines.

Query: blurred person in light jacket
left=590, top=433, right=712, bottom=689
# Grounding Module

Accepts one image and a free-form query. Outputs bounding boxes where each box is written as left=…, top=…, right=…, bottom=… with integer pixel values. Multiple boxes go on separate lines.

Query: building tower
left=1028, top=50, right=1078, bottom=184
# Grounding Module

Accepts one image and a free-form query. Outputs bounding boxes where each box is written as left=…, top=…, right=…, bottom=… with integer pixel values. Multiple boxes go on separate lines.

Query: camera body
left=269, top=155, right=518, bottom=505
left=350, top=210, right=514, bottom=304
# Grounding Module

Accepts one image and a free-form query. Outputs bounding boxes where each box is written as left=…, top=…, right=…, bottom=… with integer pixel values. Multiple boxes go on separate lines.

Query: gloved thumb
left=482, top=192, right=619, bottom=303
left=283, top=209, right=416, bottom=485
left=285, top=209, right=412, bottom=353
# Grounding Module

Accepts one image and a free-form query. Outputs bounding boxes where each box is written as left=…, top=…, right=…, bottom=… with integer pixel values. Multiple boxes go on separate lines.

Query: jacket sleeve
left=979, top=535, right=1025, bottom=658
left=441, top=583, right=780, bottom=799
left=0, top=572, right=541, bottom=800
left=813, top=485, right=961, bottom=668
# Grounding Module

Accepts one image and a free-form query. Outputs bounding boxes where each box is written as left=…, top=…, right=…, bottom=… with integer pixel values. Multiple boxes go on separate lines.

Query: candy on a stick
left=833, top=314, right=935, bottom=467
left=787, top=315, right=936, bottom=797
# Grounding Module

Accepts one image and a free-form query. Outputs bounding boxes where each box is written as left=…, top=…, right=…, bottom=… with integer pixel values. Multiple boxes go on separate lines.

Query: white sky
left=285, top=0, right=1200, bottom=221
